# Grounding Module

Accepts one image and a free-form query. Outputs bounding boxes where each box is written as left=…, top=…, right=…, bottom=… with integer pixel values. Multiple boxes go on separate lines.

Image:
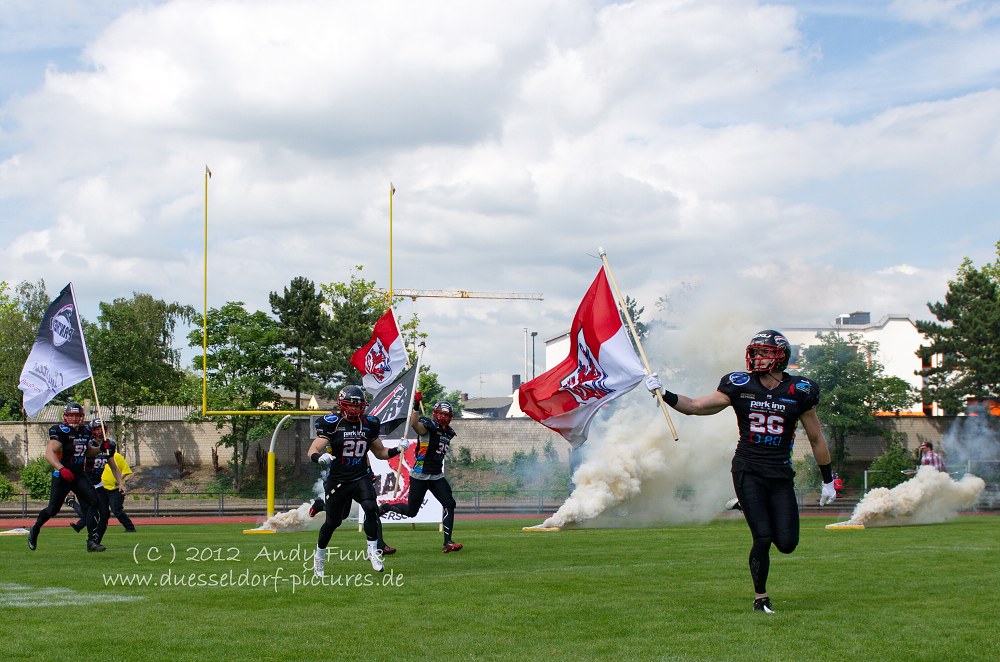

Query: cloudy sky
left=2, top=0, right=998, bottom=399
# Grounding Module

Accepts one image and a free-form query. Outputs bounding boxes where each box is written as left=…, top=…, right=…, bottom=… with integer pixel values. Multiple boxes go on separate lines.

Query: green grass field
left=3, top=515, right=998, bottom=661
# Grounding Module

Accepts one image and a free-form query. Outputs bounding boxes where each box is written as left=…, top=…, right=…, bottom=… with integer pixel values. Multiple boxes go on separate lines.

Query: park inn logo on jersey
left=50, top=304, right=77, bottom=347
left=559, top=330, right=614, bottom=405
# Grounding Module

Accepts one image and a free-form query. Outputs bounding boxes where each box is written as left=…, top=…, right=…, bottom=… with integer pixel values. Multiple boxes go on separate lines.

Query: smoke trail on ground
left=258, top=479, right=327, bottom=532
left=541, top=293, right=764, bottom=529
left=845, top=466, right=985, bottom=527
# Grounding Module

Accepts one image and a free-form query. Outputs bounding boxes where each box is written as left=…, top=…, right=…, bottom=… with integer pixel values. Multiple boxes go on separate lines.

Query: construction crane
left=383, top=288, right=543, bottom=301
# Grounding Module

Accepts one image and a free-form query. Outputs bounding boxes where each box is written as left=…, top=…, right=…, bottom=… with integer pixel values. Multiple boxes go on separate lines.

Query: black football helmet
left=337, top=385, right=367, bottom=422
left=746, top=330, right=791, bottom=373
left=90, top=418, right=105, bottom=441
left=432, top=401, right=454, bottom=427
left=63, top=402, right=85, bottom=427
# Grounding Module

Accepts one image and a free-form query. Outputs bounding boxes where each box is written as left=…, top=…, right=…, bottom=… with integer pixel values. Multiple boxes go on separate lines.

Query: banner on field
left=359, top=445, right=442, bottom=526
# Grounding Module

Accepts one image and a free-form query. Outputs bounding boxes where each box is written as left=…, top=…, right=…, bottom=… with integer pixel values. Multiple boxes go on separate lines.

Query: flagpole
left=391, top=341, right=425, bottom=498
left=68, top=283, right=107, bottom=435
left=597, top=248, right=679, bottom=441
left=202, top=165, right=211, bottom=414
left=389, top=183, right=395, bottom=303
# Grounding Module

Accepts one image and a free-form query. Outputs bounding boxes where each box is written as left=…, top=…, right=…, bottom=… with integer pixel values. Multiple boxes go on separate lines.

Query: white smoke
left=540, top=291, right=765, bottom=529
left=256, top=479, right=328, bottom=532
left=939, top=413, right=1000, bottom=479
left=844, top=466, right=985, bottom=527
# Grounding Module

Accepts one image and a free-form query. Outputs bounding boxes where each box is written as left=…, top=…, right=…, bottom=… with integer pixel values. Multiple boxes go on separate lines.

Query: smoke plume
left=844, top=466, right=985, bottom=527
left=541, top=291, right=765, bottom=529
left=256, top=479, right=327, bottom=532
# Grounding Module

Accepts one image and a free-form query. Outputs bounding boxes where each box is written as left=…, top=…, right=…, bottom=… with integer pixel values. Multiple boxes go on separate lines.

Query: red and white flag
left=350, top=309, right=407, bottom=396
left=519, top=268, right=645, bottom=447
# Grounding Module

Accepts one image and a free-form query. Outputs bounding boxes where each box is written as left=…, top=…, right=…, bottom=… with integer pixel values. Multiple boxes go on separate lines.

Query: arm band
left=660, top=390, right=679, bottom=407
left=819, top=463, right=833, bottom=483
left=310, top=453, right=320, bottom=464
left=387, top=447, right=401, bottom=458
left=413, top=401, right=421, bottom=412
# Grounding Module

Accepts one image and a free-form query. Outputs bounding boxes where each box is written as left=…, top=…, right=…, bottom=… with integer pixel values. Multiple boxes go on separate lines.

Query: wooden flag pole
left=391, top=342, right=425, bottom=498
left=598, top=248, right=679, bottom=441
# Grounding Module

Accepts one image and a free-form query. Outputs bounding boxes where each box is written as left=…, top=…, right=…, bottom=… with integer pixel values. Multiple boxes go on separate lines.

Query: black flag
left=368, top=363, right=418, bottom=438
left=18, top=283, right=93, bottom=417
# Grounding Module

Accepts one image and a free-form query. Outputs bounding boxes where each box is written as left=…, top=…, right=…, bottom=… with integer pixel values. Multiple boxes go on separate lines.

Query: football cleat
left=380, top=545, right=397, bottom=555
left=71, top=521, right=85, bottom=533
left=725, top=498, right=743, bottom=512
left=313, top=549, right=325, bottom=577
left=87, top=541, right=107, bottom=553
left=753, top=597, right=776, bottom=614
left=367, top=547, right=384, bottom=572
left=308, top=499, right=325, bottom=518
left=27, top=525, right=39, bottom=551
left=442, top=542, right=463, bottom=553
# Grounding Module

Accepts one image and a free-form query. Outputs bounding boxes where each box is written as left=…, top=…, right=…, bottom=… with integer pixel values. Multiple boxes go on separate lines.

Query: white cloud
left=1, top=0, right=998, bottom=396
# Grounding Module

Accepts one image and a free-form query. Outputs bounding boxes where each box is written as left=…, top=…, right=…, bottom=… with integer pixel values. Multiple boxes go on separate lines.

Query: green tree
left=916, top=243, right=1000, bottom=414
left=622, top=295, right=649, bottom=341
left=799, top=332, right=917, bottom=471
left=269, top=276, right=330, bottom=472
left=417, top=370, right=464, bottom=417
left=865, top=434, right=913, bottom=489
left=188, top=302, right=287, bottom=491
left=82, top=293, right=196, bottom=429
left=0, top=280, right=51, bottom=419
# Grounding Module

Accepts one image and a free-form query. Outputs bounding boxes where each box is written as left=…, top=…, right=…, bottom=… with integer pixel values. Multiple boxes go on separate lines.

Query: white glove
left=645, top=373, right=663, bottom=393
left=397, top=439, right=410, bottom=452
left=318, top=452, right=335, bottom=466
left=819, top=481, right=837, bottom=506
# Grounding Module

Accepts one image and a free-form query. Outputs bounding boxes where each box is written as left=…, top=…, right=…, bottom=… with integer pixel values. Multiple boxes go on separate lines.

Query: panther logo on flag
left=50, top=304, right=77, bottom=347
left=364, top=339, right=392, bottom=384
left=559, top=330, right=613, bottom=405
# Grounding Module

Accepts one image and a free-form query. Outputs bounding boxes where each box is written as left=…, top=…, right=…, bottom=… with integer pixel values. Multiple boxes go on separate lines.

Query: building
left=782, top=311, right=933, bottom=415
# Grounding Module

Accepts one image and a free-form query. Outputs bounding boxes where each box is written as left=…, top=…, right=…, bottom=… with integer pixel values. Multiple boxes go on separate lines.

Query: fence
left=3, top=484, right=996, bottom=520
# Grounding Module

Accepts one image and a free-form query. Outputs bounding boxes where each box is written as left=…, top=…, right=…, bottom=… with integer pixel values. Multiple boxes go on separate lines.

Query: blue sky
left=1, top=0, right=998, bottom=397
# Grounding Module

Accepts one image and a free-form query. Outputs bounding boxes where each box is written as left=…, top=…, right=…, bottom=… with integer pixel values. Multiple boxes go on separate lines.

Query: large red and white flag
left=519, top=268, right=645, bottom=447
left=18, top=283, right=94, bottom=417
left=350, top=309, right=407, bottom=396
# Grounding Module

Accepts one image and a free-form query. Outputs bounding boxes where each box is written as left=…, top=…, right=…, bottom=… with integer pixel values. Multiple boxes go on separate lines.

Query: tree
left=269, top=276, right=330, bottom=472
left=799, top=332, right=917, bottom=471
left=622, top=295, right=648, bottom=340
left=187, top=302, right=288, bottom=491
left=417, top=370, right=464, bottom=417
left=865, top=434, right=914, bottom=490
left=82, top=292, right=196, bottom=416
left=0, top=280, right=51, bottom=420
left=916, top=243, right=1000, bottom=414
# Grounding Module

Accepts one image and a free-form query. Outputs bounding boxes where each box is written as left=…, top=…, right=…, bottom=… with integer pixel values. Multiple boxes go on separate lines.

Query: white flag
left=18, top=283, right=94, bottom=417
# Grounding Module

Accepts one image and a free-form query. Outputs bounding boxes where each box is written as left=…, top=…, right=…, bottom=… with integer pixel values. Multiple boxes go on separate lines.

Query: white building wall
left=783, top=314, right=928, bottom=414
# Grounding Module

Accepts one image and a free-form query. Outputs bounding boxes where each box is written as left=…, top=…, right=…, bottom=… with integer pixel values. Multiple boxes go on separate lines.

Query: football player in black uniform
left=71, top=419, right=125, bottom=544
left=307, top=385, right=408, bottom=576
left=646, top=330, right=837, bottom=614
left=27, top=402, right=107, bottom=552
left=380, top=393, right=462, bottom=553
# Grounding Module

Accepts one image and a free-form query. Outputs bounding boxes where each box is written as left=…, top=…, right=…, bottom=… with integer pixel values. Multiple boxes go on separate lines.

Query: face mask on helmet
left=432, top=402, right=453, bottom=426
left=745, top=330, right=790, bottom=373
left=337, top=386, right=367, bottom=422
left=90, top=419, right=105, bottom=440
left=63, top=402, right=85, bottom=427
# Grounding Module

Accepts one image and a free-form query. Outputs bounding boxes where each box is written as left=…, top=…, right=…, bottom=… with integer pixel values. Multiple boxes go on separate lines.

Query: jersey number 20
left=342, top=440, right=368, bottom=458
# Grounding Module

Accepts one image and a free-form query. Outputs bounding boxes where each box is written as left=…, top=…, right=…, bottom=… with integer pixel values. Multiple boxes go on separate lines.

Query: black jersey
left=717, top=371, right=820, bottom=475
left=49, top=424, right=93, bottom=471
left=84, top=441, right=116, bottom=484
left=412, top=417, right=456, bottom=477
left=314, top=413, right=381, bottom=484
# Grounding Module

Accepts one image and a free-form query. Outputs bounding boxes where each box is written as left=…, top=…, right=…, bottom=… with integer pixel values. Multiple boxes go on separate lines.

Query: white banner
left=360, top=447, right=442, bottom=525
